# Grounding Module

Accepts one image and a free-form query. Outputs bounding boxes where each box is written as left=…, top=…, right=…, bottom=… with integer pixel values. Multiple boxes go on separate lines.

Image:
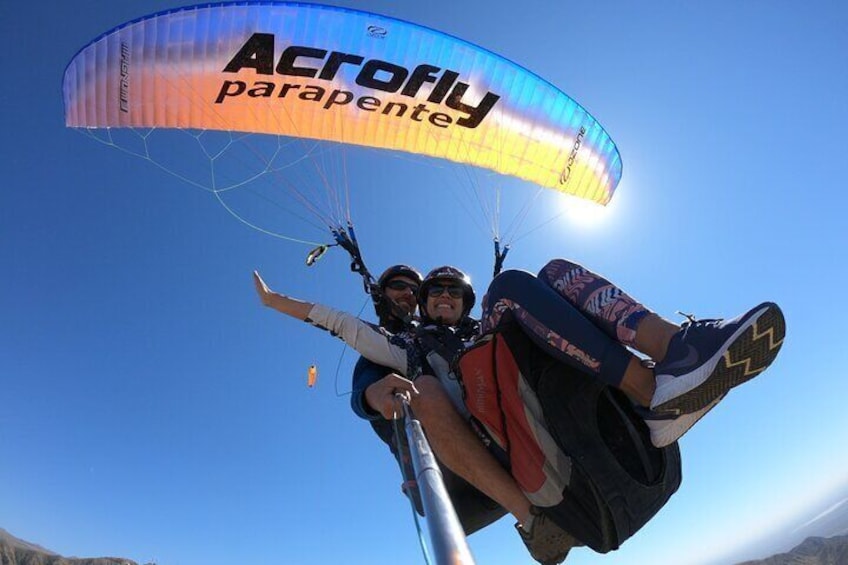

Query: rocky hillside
left=0, top=528, right=138, bottom=565
left=737, top=534, right=848, bottom=565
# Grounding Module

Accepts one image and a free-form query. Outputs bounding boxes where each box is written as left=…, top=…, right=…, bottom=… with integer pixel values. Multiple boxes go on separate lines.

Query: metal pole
left=401, top=398, right=476, bottom=565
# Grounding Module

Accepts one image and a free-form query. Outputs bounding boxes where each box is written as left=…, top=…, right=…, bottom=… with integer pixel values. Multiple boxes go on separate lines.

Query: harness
left=413, top=324, right=475, bottom=419
left=457, top=320, right=682, bottom=553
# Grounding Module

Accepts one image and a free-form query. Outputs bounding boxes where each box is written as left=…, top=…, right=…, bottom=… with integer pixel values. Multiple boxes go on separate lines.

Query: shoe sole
left=516, top=515, right=576, bottom=565
left=653, top=302, right=785, bottom=414
left=648, top=395, right=723, bottom=447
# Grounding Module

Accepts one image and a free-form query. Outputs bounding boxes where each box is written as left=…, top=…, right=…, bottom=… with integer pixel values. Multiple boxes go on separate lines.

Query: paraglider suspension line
left=307, top=223, right=415, bottom=329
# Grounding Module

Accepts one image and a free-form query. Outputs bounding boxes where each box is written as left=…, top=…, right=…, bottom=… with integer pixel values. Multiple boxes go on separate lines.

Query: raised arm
left=253, top=270, right=411, bottom=375
left=254, top=270, right=313, bottom=320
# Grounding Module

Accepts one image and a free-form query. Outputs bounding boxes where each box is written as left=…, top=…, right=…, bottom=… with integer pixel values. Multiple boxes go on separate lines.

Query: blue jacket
left=350, top=355, right=397, bottom=454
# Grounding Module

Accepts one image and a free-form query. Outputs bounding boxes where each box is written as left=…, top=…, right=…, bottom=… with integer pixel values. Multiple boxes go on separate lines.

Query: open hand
left=253, top=270, right=275, bottom=307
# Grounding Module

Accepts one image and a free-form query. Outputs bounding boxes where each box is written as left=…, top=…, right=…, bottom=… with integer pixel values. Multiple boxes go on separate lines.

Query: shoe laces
left=675, top=310, right=723, bottom=331
left=675, top=310, right=697, bottom=324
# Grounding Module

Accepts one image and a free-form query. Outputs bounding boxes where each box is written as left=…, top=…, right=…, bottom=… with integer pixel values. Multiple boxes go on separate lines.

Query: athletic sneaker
left=643, top=395, right=723, bottom=447
left=516, top=506, right=578, bottom=565
left=651, top=302, right=785, bottom=415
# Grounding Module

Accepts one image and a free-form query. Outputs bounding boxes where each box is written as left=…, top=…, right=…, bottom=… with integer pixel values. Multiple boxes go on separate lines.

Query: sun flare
left=559, top=195, right=613, bottom=229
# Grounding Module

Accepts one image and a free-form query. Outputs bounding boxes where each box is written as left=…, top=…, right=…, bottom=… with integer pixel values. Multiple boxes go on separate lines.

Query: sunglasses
left=427, top=284, right=464, bottom=299
left=385, top=280, right=420, bottom=293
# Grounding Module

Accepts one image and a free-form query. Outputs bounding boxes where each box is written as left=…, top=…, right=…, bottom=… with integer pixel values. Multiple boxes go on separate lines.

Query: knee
left=488, top=269, right=537, bottom=297
left=541, top=258, right=583, bottom=272
left=539, top=258, right=584, bottom=280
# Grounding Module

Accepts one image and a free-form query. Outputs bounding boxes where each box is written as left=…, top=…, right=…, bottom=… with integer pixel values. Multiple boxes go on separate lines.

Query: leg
left=537, top=260, right=786, bottom=412
left=618, top=357, right=655, bottom=407
left=499, top=262, right=787, bottom=447
left=410, top=375, right=531, bottom=523
left=411, top=375, right=574, bottom=564
left=483, top=269, right=651, bottom=402
left=538, top=259, right=657, bottom=350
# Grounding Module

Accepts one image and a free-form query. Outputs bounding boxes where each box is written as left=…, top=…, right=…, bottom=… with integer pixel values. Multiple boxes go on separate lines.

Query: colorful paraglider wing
left=63, top=2, right=621, bottom=204
left=307, top=364, right=318, bottom=388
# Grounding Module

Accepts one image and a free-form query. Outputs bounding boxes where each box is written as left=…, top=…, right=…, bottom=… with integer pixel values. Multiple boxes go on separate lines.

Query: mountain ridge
left=735, top=533, right=848, bottom=565
left=0, top=528, right=138, bottom=565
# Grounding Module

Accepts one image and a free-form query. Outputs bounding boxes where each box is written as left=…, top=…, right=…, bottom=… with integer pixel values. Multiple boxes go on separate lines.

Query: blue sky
left=2, top=1, right=848, bottom=564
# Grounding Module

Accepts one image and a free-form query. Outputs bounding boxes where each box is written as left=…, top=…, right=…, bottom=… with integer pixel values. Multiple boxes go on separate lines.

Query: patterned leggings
left=480, top=259, right=652, bottom=387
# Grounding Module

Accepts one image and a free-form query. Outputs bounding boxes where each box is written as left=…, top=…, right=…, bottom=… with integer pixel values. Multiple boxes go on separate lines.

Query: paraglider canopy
left=63, top=1, right=621, bottom=206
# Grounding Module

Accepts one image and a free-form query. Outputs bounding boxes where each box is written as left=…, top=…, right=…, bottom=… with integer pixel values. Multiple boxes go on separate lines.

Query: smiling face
left=423, top=280, right=465, bottom=326
left=383, top=275, right=420, bottom=317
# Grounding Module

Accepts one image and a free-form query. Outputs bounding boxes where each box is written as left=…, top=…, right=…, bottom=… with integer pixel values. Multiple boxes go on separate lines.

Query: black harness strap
left=492, top=239, right=510, bottom=278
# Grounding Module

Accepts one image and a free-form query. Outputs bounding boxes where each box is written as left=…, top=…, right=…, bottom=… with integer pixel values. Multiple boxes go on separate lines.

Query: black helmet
left=418, top=266, right=476, bottom=321
left=374, top=264, right=422, bottom=330
left=378, top=264, right=422, bottom=290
